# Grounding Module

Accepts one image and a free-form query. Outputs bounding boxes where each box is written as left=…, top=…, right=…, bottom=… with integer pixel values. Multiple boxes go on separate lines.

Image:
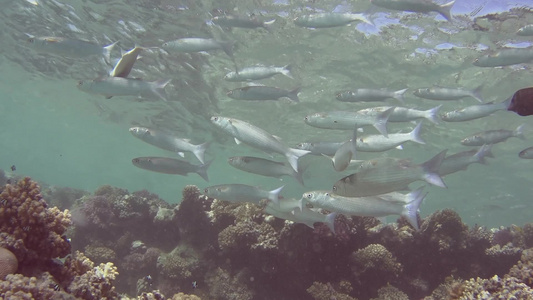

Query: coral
left=351, top=244, right=402, bottom=275
left=156, top=245, right=202, bottom=282
left=67, top=261, right=119, bottom=299
left=0, top=247, right=18, bottom=279
left=372, top=285, right=409, bottom=300
left=419, top=209, right=468, bottom=253
left=459, top=275, right=533, bottom=299
left=218, top=221, right=278, bottom=253
left=306, top=281, right=357, bottom=300
left=204, top=267, right=255, bottom=300
left=507, top=248, right=533, bottom=287
left=84, top=245, right=117, bottom=265
left=0, top=272, right=74, bottom=299
left=0, top=177, right=71, bottom=272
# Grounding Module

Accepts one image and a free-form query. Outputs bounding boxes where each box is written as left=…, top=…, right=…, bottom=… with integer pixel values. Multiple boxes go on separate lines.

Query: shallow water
left=1, top=0, right=533, bottom=228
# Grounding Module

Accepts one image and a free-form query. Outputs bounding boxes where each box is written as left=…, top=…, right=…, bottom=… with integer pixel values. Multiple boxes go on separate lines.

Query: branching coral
left=307, top=281, right=357, bottom=300
left=351, top=244, right=402, bottom=275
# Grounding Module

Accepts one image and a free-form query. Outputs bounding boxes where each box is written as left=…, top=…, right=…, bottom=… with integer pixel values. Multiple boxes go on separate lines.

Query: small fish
left=302, top=187, right=426, bottom=230
left=413, top=85, right=484, bottom=103
left=441, top=98, right=511, bottom=122
left=336, top=88, right=407, bottom=103
left=227, top=86, right=300, bottom=102
left=265, top=201, right=336, bottom=233
left=129, top=127, right=209, bottom=164
left=77, top=77, right=170, bottom=101
left=110, top=46, right=143, bottom=78
left=332, top=150, right=447, bottom=197
left=202, top=184, right=283, bottom=205
left=507, top=87, right=533, bottom=116
left=132, top=157, right=211, bottom=181
left=162, top=38, right=234, bottom=57
left=370, top=0, right=455, bottom=21
left=228, top=156, right=304, bottom=185
left=27, top=36, right=117, bottom=63
left=356, top=122, right=425, bottom=152
left=357, top=105, right=441, bottom=124
left=10, top=165, right=16, bottom=171
left=438, top=144, right=493, bottom=176
left=304, top=107, right=394, bottom=137
left=295, top=141, right=345, bottom=156
left=461, top=125, right=525, bottom=146
left=294, top=12, right=372, bottom=28
left=473, top=48, right=533, bottom=67
left=224, top=65, right=292, bottom=81
left=519, top=146, right=533, bottom=159
left=212, top=15, right=276, bottom=30
left=517, top=24, right=533, bottom=36
left=210, top=116, right=310, bottom=172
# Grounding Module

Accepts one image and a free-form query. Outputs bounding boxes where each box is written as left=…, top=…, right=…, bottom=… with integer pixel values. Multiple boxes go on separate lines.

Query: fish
left=227, top=156, right=304, bottom=185
left=293, top=12, right=372, bottom=28
left=129, top=127, right=210, bottom=164
left=227, top=86, right=300, bottom=102
left=210, top=116, right=310, bottom=172
left=295, top=141, right=345, bottom=156
left=461, top=125, right=526, bottom=146
left=355, top=122, right=425, bottom=152
left=202, top=184, right=283, bottom=205
left=370, top=0, right=455, bottom=22
left=506, top=87, right=533, bottom=116
left=517, top=24, right=533, bottom=36
left=223, top=65, right=293, bottom=82
left=332, top=150, right=447, bottom=197
left=519, top=146, right=533, bottom=159
left=77, top=77, right=171, bottom=101
left=438, top=144, right=493, bottom=176
left=265, top=201, right=336, bottom=233
left=332, top=127, right=357, bottom=172
left=132, top=157, right=211, bottom=181
left=110, top=46, right=143, bottom=78
left=212, top=15, right=276, bottom=30
left=357, top=105, right=441, bottom=124
left=335, top=88, right=407, bottom=104
left=413, top=85, right=484, bottom=102
left=161, top=38, right=234, bottom=57
left=302, top=187, right=426, bottom=230
left=473, top=48, right=533, bottom=67
left=27, top=36, right=117, bottom=63
left=441, top=98, right=512, bottom=122
left=304, top=107, right=394, bottom=137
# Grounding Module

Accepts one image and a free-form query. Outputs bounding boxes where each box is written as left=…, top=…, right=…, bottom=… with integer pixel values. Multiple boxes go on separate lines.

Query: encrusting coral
left=0, top=247, right=17, bottom=280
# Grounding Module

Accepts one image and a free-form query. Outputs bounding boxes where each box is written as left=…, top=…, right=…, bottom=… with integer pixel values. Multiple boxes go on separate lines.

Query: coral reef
left=0, top=247, right=17, bottom=279
left=307, top=280, right=356, bottom=300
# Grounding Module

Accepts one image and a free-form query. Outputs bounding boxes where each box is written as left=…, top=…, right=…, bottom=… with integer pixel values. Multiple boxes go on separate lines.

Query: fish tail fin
left=514, top=124, right=526, bottom=140
left=471, top=84, right=484, bottom=103
left=426, top=105, right=442, bottom=124
left=286, top=148, right=311, bottom=173
left=102, top=41, right=118, bottom=65
left=287, top=87, right=301, bottom=102
left=502, top=96, right=513, bottom=110
left=438, top=0, right=455, bottom=22
left=475, top=144, right=494, bottom=165
left=410, top=122, right=425, bottom=144
left=374, top=106, right=394, bottom=137
left=197, top=159, right=213, bottom=182
left=281, top=64, right=294, bottom=79
left=402, top=187, right=426, bottom=230
left=421, top=150, right=447, bottom=188
left=393, top=88, right=408, bottom=104
left=152, top=79, right=171, bottom=101
left=193, top=141, right=211, bottom=164
left=292, top=164, right=306, bottom=186
left=324, top=212, right=337, bottom=234
left=268, top=185, right=284, bottom=205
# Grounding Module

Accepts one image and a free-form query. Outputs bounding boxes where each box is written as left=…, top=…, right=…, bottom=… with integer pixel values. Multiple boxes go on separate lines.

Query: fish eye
left=212, top=116, right=218, bottom=121
left=304, top=116, right=309, bottom=121
left=133, top=158, right=139, bottom=163
left=77, top=81, right=83, bottom=86
left=332, top=186, right=337, bottom=191
left=216, top=187, right=221, bottom=192
left=325, top=193, right=330, bottom=196
left=306, top=193, right=312, bottom=199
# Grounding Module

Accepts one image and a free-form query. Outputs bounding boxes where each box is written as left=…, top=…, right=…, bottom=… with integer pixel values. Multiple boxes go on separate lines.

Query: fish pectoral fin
left=234, top=138, right=242, bottom=145
left=105, top=96, right=113, bottom=99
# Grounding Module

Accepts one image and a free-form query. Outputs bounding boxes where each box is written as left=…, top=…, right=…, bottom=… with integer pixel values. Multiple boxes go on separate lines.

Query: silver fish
left=224, top=65, right=292, bottom=82
left=473, top=48, right=533, bottom=67
left=227, top=86, right=300, bottom=102
left=441, top=98, right=512, bottom=122
left=332, top=150, right=447, bottom=197
left=517, top=24, right=533, bottom=36
left=356, top=122, right=425, bottom=152
left=332, top=127, right=357, bottom=172
left=295, top=141, right=345, bottom=156
left=132, top=157, right=211, bottom=181
left=27, top=36, right=116, bottom=63
left=162, top=38, right=234, bottom=57
left=336, top=88, right=407, bottom=104
left=77, top=77, right=170, bottom=101
left=265, top=201, right=336, bottom=232
left=519, top=146, right=533, bottom=159
left=304, top=107, right=394, bottom=137
left=461, top=125, right=526, bottom=146
left=302, top=187, right=426, bottom=230
left=110, top=46, right=143, bottom=78
left=438, top=144, right=493, bottom=176
left=294, top=12, right=372, bottom=28
left=202, top=184, right=283, bottom=205
left=129, top=127, right=209, bottom=164
left=210, top=116, right=310, bottom=172
left=357, top=105, right=441, bottom=124
left=370, top=0, right=455, bottom=22
left=228, top=156, right=304, bottom=185
left=212, top=15, right=276, bottom=30
left=413, top=85, right=484, bottom=102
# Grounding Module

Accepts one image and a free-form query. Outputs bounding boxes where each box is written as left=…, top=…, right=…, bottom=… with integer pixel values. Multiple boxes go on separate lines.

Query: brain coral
left=0, top=247, right=18, bottom=279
